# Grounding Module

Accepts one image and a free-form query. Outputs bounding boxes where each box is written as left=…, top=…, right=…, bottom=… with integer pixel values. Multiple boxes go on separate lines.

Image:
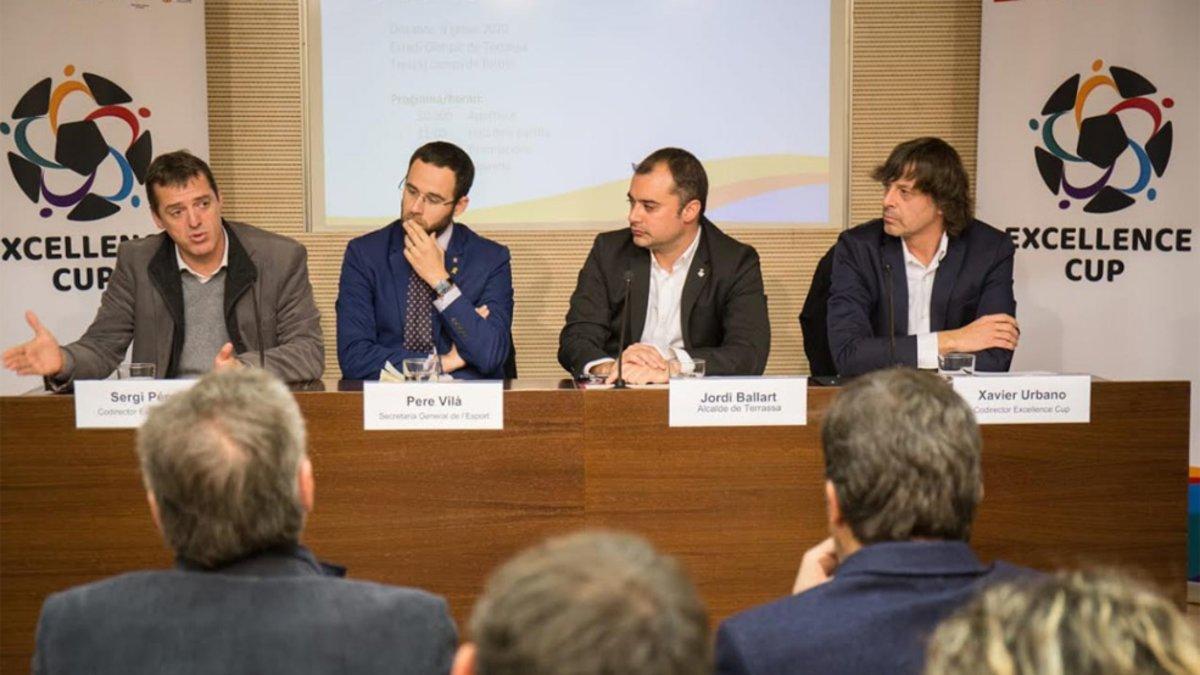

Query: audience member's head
left=453, top=531, right=710, bottom=675
left=822, top=368, right=982, bottom=553
left=925, top=568, right=1200, bottom=675
left=136, top=368, right=313, bottom=568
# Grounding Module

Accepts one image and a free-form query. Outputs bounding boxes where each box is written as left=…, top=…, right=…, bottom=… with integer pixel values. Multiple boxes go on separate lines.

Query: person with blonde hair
left=925, top=568, right=1200, bottom=675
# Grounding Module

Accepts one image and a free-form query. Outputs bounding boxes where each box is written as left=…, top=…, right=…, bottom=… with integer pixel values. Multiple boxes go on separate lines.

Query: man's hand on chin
left=793, top=537, right=840, bottom=595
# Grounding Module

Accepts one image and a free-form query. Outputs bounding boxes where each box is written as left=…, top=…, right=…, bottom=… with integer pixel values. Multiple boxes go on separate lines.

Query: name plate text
left=951, top=374, right=1091, bottom=424
left=75, top=380, right=196, bottom=428
left=364, top=381, right=504, bottom=430
left=670, top=377, right=807, bottom=427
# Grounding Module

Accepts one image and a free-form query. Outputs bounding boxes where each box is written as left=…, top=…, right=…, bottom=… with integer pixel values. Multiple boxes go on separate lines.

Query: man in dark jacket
left=559, top=147, right=769, bottom=382
left=716, top=369, right=1031, bottom=675
left=826, top=138, right=1018, bottom=377
left=32, top=369, right=456, bottom=675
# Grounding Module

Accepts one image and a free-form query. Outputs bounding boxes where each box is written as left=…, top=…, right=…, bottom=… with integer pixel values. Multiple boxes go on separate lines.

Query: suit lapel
left=626, top=247, right=650, bottom=344
left=882, top=236, right=908, bottom=335
left=931, top=235, right=965, bottom=331
left=679, top=226, right=710, bottom=346
left=147, top=235, right=183, bottom=374
left=444, top=222, right=465, bottom=281
left=222, top=224, right=257, bottom=349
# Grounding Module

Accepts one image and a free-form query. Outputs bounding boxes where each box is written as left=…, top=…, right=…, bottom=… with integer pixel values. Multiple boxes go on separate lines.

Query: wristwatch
left=433, top=278, right=454, bottom=298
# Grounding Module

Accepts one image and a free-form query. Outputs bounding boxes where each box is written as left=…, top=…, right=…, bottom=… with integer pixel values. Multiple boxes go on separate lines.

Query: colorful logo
left=2, top=65, right=153, bottom=221
left=1030, top=60, right=1173, bottom=213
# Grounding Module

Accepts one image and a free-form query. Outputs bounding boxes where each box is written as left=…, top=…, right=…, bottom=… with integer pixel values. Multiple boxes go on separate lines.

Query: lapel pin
left=697, top=268, right=706, bottom=278
left=450, top=267, right=459, bottom=276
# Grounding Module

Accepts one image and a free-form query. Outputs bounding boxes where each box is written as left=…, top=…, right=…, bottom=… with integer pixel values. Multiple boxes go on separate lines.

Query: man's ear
left=146, top=491, right=163, bottom=534
left=451, top=643, right=476, bottom=675
left=824, top=480, right=844, bottom=528
left=453, top=195, right=470, bottom=219
left=298, top=457, right=315, bottom=513
left=681, top=198, right=701, bottom=225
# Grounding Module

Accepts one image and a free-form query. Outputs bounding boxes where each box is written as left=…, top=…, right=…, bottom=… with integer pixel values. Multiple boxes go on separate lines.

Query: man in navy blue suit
left=715, top=368, right=1030, bottom=675
left=337, top=141, right=514, bottom=380
left=827, top=137, right=1019, bottom=378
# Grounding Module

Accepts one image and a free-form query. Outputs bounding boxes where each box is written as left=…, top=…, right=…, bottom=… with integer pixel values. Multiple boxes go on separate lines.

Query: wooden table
left=0, top=379, right=1189, bottom=673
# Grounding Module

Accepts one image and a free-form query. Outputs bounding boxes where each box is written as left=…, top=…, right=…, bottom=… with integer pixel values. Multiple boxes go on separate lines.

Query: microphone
left=614, top=269, right=633, bottom=389
left=253, top=282, right=266, bottom=370
left=883, top=262, right=896, bottom=366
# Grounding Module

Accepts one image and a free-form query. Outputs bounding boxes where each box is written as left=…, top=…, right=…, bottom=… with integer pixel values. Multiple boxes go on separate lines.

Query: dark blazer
left=558, top=218, right=770, bottom=376
left=715, top=541, right=1031, bottom=675
left=336, top=220, right=514, bottom=380
left=827, top=218, right=1016, bottom=377
left=33, top=544, right=457, bottom=675
left=798, top=244, right=837, bottom=377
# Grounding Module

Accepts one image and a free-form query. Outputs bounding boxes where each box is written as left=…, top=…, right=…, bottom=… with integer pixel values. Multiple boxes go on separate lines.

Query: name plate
left=363, top=381, right=504, bottom=430
left=951, top=374, right=1091, bottom=424
left=669, top=376, right=807, bottom=427
left=75, top=379, right=196, bottom=428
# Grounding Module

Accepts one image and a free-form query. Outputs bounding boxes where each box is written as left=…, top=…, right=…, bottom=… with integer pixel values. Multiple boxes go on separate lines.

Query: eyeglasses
left=399, top=180, right=456, bottom=208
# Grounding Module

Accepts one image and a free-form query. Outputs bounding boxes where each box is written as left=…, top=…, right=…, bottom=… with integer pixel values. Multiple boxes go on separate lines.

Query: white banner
left=0, top=0, right=208, bottom=394
left=978, top=0, right=1199, bottom=464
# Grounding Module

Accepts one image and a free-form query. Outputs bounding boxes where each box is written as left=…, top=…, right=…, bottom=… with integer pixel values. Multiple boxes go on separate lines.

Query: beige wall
left=205, top=0, right=981, bottom=379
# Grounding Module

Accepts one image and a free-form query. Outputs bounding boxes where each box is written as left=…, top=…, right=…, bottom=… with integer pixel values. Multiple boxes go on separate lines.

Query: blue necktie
left=403, top=268, right=435, bottom=352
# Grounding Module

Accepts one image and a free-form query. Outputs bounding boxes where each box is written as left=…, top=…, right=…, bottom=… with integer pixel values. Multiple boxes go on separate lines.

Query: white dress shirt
left=903, top=232, right=949, bottom=369
left=640, top=227, right=701, bottom=363
left=584, top=228, right=702, bottom=374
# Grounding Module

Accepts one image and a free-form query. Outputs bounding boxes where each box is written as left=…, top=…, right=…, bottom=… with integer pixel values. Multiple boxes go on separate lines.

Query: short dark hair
left=634, top=147, right=709, bottom=216
left=822, top=368, right=982, bottom=544
left=144, top=150, right=219, bottom=215
left=872, top=137, right=973, bottom=236
left=469, top=531, right=711, bottom=675
left=137, top=369, right=308, bottom=568
left=408, top=141, right=474, bottom=201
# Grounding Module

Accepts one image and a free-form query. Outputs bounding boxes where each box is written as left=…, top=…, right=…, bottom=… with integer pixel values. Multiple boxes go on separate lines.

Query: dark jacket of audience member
left=32, top=369, right=456, bottom=675
left=715, top=368, right=1032, bottom=675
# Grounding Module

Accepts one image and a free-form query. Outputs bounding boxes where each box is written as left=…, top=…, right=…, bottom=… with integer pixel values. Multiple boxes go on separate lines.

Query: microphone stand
left=883, top=262, right=896, bottom=366
left=613, top=270, right=633, bottom=389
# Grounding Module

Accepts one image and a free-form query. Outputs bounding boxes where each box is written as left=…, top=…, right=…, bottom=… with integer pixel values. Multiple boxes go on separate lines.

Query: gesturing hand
left=2, top=311, right=64, bottom=376
left=212, top=342, right=243, bottom=371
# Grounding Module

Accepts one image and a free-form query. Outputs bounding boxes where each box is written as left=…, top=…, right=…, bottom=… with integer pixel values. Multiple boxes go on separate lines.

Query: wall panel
left=205, top=0, right=982, bottom=379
